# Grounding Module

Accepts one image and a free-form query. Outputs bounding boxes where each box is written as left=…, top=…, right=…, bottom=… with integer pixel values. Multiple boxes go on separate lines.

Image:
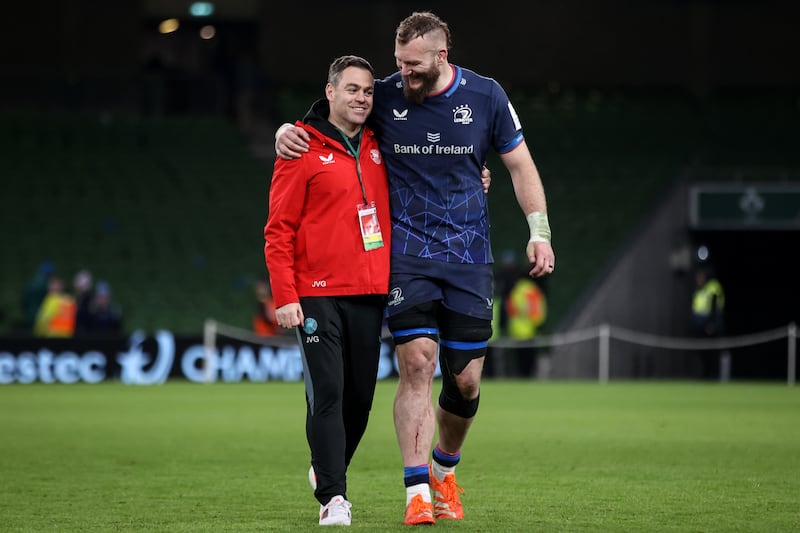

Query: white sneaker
left=319, top=495, right=352, bottom=526
left=309, top=465, right=317, bottom=490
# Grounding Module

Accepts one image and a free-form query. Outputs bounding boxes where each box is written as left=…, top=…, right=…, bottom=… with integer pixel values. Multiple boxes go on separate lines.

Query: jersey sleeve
left=489, top=80, right=525, bottom=154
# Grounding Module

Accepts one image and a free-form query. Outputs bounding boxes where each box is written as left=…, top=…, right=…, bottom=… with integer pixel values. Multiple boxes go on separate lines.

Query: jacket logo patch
left=303, top=317, right=318, bottom=334
left=370, top=149, right=382, bottom=165
left=393, top=109, right=408, bottom=121
left=319, top=153, right=335, bottom=165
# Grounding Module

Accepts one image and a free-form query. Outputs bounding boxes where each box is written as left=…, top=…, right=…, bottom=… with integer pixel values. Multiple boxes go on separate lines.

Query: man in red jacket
left=264, top=55, right=390, bottom=527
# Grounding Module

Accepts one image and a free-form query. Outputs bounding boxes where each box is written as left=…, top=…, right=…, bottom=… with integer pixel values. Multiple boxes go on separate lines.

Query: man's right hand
left=275, top=123, right=310, bottom=159
left=275, top=302, right=304, bottom=328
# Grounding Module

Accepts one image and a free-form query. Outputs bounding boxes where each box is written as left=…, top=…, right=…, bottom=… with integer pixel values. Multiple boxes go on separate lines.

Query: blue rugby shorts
left=386, top=254, right=494, bottom=321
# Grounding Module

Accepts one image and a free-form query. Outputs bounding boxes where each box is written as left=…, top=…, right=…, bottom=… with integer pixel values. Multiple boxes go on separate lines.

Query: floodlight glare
left=189, top=2, right=214, bottom=17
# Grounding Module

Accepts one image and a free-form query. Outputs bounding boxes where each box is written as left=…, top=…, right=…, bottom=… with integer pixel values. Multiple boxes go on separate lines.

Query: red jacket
left=264, top=120, right=391, bottom=308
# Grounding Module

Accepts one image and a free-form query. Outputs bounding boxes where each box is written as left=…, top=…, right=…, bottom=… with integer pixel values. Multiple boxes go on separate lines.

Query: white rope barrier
left=609, top=324, right=789, bottom=350
left=488, top=326, right=602, bottom=348
left=204, top=319, right=797, bottom=386
left=205, top=318, right=298, bottom=347
left=603, top=323, right=796, bottom=386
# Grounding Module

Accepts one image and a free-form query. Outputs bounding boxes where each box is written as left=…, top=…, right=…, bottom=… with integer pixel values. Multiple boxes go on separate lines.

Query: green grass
left=1, top=381, right=799, bottom=532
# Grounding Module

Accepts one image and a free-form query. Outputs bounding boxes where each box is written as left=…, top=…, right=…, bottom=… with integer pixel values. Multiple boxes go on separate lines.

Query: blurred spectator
left=21, top=260, right=55, bottom=331
left=691, top=264, right=727, bottom=380
left=84, top=281, right=123, bottom=336
left=253, top=277, right=280, bottom=336
left=505, top=273, right=548, bottom=377
left=33, top=275, right=76, bottom=337
left=72, top=269, right=94, bottom=335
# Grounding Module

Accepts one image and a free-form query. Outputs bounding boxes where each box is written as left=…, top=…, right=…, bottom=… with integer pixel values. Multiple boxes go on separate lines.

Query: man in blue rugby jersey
left=275, top=11, right=555, bottom=525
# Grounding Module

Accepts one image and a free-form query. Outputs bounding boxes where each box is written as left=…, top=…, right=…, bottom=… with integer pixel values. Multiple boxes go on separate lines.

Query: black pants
left=297, top=295, right=385, bottom=504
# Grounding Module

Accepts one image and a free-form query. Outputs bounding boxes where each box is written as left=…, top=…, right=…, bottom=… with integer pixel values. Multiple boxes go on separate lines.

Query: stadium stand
left=0, top=111, right=270, bottom=335
left=2, top=88, right=797, bottom=337
left=486, top=88, right=696, bottom=330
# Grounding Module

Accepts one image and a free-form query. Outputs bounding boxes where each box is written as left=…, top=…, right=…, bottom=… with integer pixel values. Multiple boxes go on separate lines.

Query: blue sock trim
left=433, top=445, right=461, bottom=467
left=403, top=464, right=430, bottom=487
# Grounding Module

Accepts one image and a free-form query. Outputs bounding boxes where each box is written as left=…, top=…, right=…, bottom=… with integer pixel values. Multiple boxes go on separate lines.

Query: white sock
left=431, top=460, right=455, bottom=482
left=406, top=483, right=431, bottom=505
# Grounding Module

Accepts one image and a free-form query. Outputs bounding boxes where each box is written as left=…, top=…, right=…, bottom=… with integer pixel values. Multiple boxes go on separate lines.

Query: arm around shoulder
left=275, top=122, right=294, bottom=140
left=275, top=122, right=310, bottom=159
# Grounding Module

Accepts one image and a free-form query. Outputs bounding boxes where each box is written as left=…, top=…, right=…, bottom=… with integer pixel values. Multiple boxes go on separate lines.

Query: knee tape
left=388, top=302, right=438, bottom=345
left=437, top=341, right=484, bottom=419
left=437, top=310, right=491, bottom=374
left=439, top=310, right=492, bottom=343
left=439, top=342, right=485, bottom=375
left=439, top=375, right=480, bottom=418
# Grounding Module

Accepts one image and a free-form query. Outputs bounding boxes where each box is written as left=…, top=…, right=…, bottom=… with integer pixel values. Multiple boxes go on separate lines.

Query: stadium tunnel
left=690, top=229, right=800, bottom=380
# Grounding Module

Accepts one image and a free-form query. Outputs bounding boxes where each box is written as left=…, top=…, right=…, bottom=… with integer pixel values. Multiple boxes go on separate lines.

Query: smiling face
left=393, top=11, right=452, bottom=104
left=395, top=34, right=445, bottom=105
left=326, top=65, right=374, bottom=137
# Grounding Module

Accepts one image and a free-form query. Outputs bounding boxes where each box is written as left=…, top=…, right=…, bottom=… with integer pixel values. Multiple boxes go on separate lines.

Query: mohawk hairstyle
left=395, top=11, right=452, bottom=49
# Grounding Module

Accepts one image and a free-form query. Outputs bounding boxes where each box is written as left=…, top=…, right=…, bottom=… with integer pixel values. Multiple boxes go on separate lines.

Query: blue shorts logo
left=388, top=287, right=404, bottom=307
left=303, top=318, right=318, bottom=335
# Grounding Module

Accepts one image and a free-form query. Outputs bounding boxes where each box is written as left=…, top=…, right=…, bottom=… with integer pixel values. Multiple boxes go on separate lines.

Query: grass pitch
left=1, top=380, right=799, bottom=532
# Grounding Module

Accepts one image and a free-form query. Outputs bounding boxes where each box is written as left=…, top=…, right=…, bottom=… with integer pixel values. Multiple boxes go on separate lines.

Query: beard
left=402, top=66, right=440, bottom=105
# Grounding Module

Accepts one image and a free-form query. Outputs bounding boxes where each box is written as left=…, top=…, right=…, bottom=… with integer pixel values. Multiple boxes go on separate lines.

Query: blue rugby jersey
left=370, top=65, right=524, bottom=264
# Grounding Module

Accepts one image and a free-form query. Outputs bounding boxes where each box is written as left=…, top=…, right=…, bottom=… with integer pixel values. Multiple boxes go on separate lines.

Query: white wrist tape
left=526, top=211, right=552, bottom=244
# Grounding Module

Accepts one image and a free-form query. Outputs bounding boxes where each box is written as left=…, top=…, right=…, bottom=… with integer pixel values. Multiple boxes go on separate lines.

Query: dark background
left=4, top=1, right=800, bottom=109
left=1, top=0, right=797, bottom=379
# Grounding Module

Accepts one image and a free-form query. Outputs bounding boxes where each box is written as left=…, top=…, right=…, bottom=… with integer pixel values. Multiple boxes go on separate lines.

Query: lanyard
left=337, top=129, right=368, bottom=205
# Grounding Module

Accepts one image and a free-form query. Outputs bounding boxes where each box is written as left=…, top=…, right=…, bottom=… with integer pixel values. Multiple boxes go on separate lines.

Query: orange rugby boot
left=430, top=467, right=464, bottom=520
left=403, top=494, right=435, bottom=526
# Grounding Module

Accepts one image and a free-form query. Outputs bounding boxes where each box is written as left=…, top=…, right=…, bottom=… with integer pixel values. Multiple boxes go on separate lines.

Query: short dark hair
left=328, top=55, right=374, bottom=86
left=395, top=11, right=452, bottom=49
